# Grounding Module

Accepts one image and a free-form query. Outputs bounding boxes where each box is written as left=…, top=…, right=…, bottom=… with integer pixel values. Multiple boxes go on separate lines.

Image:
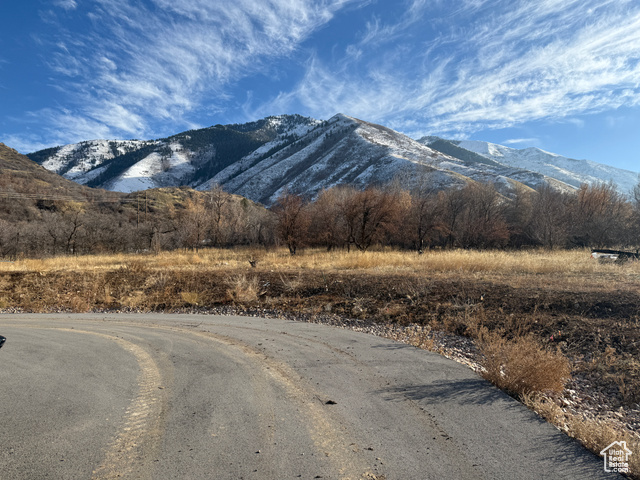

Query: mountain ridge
left=450, top=139, right=638, bottom=194
left=26, top=114, right=638, bottom=205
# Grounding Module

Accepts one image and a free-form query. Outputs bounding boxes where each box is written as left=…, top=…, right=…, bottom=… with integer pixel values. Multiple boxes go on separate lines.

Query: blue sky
left=1, top=0, right=640, bottom=173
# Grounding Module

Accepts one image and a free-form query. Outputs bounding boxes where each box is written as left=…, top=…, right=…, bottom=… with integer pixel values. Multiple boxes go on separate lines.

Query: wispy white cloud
left=2, top=135, right=54, bottom=155
left=263, top=0, right=640, bottom=139
left=53, top=0, right=78, bottom=10
left=503, top=138, right=539, bottom=146
left=26, top=0, right=362, bottom=146
left=9, top=0, right=640, bottom=151
left=4, top=108, right=117, bottom=153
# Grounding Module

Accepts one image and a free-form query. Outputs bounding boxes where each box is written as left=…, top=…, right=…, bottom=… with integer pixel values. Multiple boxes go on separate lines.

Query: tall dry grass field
left=3, top=248, right=639, bottom=303
left=3, top=246, right=639, bottom=277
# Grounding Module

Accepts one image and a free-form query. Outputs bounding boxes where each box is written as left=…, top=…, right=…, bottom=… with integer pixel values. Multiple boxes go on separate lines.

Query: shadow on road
left=374, top=378, right=609, bottom=477
left=375, top=377, right=517, bottom=406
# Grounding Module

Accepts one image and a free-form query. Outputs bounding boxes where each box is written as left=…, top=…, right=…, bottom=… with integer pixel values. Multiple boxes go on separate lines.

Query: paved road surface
left=0, top=314, right=613, bottom=479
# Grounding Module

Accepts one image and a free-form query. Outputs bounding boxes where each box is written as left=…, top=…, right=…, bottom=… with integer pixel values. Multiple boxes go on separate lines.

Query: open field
left=1, top=247, right=639, bottom=477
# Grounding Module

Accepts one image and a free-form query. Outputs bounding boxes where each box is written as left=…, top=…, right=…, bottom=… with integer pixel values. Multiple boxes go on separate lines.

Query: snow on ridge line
left=457, top=139, right=638, bottom=194
left=30, top=113, right=637, bottom=201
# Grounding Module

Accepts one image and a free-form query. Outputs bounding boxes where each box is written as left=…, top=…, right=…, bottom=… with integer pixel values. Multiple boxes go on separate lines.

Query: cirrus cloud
left=256, top=0, right=640, bottom=139
left=14, top=0, right=363, bottom=150
left=5, top=0, right=640, bottom=155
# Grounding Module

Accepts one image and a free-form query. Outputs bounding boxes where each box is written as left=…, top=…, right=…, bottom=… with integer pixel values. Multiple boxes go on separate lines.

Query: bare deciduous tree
left=208, top=184, right=233, bottom=247
left=181, top=198, right=209, bottom=251
left=529, top=185, right=571, bottom=249
left=307, top=187, right=349, bottom=250
left=569, top=182, right=632, bottom=248
left=403, top=174, right=445, bottom=252
left=456, top=183, right=509, bottom=249
left=272, top=192, right=309, bottom=255
left=341, top=186, right=402, bottom=252
left=504, top=184, right=536, bottom=247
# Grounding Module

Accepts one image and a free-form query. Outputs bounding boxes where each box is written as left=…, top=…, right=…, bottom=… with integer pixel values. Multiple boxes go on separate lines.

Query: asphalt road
left=0, top=314, right=614, bottom=479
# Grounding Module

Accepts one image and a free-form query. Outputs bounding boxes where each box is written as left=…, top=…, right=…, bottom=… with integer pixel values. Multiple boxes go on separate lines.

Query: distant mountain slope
left=0, top=142, right=122, bottom=222
left=27, top=139, right=154, bottom=183
left=0, top=143, right=103, bottom=200
left=201, top=114, right=457, bottom=204
left=453, top=140, right=638, bottom=195
left=419, top=137, right=504, bottom=168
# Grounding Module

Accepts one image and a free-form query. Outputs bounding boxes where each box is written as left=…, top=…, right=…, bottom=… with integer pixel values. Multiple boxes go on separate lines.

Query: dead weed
left=478, top=328, right=571, bottom=396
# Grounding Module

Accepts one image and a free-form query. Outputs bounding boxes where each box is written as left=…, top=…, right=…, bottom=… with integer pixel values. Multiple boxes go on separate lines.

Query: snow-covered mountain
left=29, top=114, right=320, bottom=194
left=201, top=114, right=465, bottom=204
left=421, top=137, right=638, bottom=195
left=29, top=139, right=154, bottom=185
left=29, top=113, right=638, bottom=205
left=461, top=140, right=639, bottom=194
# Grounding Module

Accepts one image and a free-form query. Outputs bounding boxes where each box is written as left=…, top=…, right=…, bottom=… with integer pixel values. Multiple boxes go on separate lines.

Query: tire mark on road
left=53, top=328, right=166, bottom=480
left=166, top=325, right=384, bottom=480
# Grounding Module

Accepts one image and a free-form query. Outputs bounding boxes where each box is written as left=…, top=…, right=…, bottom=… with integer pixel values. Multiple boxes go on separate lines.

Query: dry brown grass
left=477, top=328, right=571, bottom=396
left=179, top=291, right=201, bottom=306
left=225, top=274, right=261, bottom=303
left=3, top=247, right=639, bottom=323
left=279, top=273, right=304, bottom=294
left=5, top=247, right=640, bottom=279
left=4, top=247, right=637, bottom=300
left=578, top=346, right=640, bottom=406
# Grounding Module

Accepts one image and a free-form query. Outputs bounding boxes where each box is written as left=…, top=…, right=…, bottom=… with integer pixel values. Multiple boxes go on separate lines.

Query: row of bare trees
left=0, top=185, right=274, bottom=259
left=178, top=185, right=275, bottom=251
left=2, top=179, right=639, bottom=259
left=273, top=180, right=640, bottom=253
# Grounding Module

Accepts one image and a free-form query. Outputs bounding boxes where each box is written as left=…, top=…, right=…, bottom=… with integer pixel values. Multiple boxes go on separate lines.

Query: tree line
left=273, top=179, right=640, bottom=254
left=0, top=186, right=274, bottom=259
left=1, top=178, right=639, bottom=259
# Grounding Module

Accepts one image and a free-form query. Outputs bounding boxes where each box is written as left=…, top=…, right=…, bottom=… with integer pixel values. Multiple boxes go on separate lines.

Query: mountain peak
left=329, top=113, right=358, bottom=124
left=24, top=113, right=637, bottom=204
left=453, top=139, right=637, bottom=193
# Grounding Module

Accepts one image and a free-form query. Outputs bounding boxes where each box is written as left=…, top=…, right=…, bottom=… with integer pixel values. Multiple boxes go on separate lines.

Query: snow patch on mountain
left=40, top=139, right=153, bottom=182
left=105, top=142, right=197, bottom=193
left=457, top=140, right=639, bottom=194
left=104, top=152, right=163, bottom=192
